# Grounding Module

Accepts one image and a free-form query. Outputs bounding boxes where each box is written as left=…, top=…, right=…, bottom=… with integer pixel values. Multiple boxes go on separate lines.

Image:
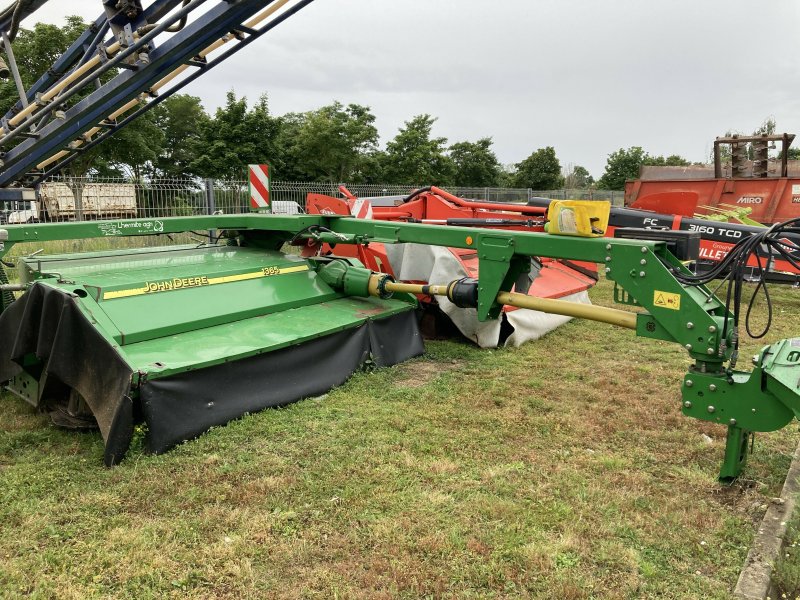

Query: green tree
left=0, top=16, right=86, bottom=115
left=382, top=114, right=453, bottom=185
left=90, top=116, right=165, bottom=180
left=781, top=147, right=800, bottom=160
left=497, top=164, right=516, bottom=187
left=597, top=147, right=690, bottom=190
left=753, top=116, right=776, bottom=137
left=149, top=94, right=209, bottom=179
left=647, top=154, right=691, bottom=167
left=190, top=91, right=280, bottom=182
left=511, top=146, right=564, bottom=189
left=563, top=164, right=594, bottom=189
left=597, top=147, right=647, bottom=190
left=449, top=138, right=501, bottom=187
left=279, top=102, right=379, bottom=182
left=272, top=111, right=306, bottom=180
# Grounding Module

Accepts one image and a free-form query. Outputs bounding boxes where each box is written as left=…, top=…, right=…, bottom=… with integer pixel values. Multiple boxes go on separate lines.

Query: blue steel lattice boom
left=0, top=0, right=316, bottom=191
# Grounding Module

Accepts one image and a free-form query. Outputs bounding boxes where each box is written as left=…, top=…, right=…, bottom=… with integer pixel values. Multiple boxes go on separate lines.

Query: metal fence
left=529, top=189, right=625, bottom=205
left=0, top=177, right=626, bottom=223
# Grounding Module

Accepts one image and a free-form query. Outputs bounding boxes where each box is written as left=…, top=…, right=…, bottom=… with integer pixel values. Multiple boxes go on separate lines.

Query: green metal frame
left=1, top=214, right=798, bottom=480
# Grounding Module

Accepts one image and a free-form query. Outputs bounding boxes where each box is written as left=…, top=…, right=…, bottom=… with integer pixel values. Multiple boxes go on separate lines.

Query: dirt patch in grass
left=392, top=358, right=464, bottom=388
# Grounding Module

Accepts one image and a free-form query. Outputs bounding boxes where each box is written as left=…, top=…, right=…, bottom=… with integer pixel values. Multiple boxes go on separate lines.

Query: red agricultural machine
left=625, top=133, right=800, bottom=224
left=527, top=193, right=800, bottom=284
left=305, top=185, right=598, bottom=347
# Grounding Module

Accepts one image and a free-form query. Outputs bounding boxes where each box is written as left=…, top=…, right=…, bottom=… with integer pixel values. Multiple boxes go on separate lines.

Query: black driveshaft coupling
left=446, top=277, right=479, bottom=308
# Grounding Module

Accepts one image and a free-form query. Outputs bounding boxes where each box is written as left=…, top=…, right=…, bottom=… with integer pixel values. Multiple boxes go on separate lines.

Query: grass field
left=1, top=276, right=799, bottom=599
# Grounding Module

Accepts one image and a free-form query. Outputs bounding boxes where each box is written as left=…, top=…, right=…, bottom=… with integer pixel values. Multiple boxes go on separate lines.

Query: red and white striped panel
left=349, top=196, right=373, bottom=219
left=248, top=164, right=270, bottom=210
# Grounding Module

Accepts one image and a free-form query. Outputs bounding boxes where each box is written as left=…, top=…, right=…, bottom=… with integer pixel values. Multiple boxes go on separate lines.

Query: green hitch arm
left=311, top=222, right=798, bottom=482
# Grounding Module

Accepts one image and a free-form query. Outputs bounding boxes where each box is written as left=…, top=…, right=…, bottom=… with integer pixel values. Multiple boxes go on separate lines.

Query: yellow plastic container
left=544, top=200, right=611, bottom=237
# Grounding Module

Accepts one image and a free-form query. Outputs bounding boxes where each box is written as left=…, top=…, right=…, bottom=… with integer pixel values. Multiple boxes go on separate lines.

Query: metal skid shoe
left=719, top=426, right=754, bottom=483
left=49, top=390, right=100, bottom=431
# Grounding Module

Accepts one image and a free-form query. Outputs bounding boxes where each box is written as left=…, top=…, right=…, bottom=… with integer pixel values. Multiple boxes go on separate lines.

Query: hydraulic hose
left=138, top=0, right=191, bottom=35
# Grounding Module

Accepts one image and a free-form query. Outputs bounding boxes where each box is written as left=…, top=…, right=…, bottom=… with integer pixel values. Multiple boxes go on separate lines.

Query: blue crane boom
left=0, top=0, right=315, bottom=193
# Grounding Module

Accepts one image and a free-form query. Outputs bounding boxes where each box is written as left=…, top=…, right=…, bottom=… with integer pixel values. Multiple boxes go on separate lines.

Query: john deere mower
left=1, top=207, right=800, bottom=483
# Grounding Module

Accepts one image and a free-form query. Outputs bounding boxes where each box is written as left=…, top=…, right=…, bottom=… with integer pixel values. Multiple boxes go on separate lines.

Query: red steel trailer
left=625, top=176, right=800, bottom=224
left=624, top=133, right=800, bottom=224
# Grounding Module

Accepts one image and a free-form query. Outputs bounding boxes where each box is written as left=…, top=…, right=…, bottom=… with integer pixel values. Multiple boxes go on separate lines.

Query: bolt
left=639, top=271, right=646, bottom=278
left=708, top=325, right=717, bottom=333
left=707, top=405, right=715, bottom=413
left=641, top=246, right=648, bottom=253
left=729, top=419, right=737, bottom=426
left=685, top=344, right=693, bottom=351
left=707, top=348, right=715, bottom=355
left=709, top=384, right=717, bottom=392
left=752, top=408, right=757, bottom=413
left=687, top=322, right=694, bottom=329
left=606, top=244, right=612, bottom=250
left=605, top=256, right=611, bottom=262
left=685, top=379, right=694, bottom=387
left=684, top=401, right=693, bottom=408
left=640, top=259, right=647, bottom=265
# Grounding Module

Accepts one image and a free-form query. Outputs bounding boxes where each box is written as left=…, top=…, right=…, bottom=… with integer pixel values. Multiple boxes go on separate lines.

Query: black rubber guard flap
left=0, top=283, right=134, bottom=465
left=140, top=309, right=424, bottom=454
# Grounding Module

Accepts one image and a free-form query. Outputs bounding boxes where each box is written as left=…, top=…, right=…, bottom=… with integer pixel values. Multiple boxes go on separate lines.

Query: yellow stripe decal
left=102, top=265, right=310, bottom=300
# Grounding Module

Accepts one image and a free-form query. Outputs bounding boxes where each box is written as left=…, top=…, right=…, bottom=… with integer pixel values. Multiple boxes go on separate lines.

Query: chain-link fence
left=0, top=177, right=625, bottom=223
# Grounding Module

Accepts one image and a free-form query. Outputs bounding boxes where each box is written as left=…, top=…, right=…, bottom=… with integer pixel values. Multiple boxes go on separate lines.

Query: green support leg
left=719, top=425, right=753, bottom=483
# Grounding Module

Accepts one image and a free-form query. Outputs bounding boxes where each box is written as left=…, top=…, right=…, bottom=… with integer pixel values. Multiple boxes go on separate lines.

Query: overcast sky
left=22, top=0, right=800, bottom=177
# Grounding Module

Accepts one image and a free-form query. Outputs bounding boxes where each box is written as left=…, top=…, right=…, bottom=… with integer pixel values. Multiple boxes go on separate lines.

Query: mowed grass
left=0, top=276, right=799, bottom=599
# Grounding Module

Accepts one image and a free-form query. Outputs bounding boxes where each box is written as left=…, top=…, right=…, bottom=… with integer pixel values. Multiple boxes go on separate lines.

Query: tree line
left=3, top=18, right=781, bottom=192
left=0, top=17, right=573, bottom=189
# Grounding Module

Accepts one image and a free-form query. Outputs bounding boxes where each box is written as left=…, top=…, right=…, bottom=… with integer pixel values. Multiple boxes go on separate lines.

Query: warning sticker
left=653, top=290, right=681, bottom=310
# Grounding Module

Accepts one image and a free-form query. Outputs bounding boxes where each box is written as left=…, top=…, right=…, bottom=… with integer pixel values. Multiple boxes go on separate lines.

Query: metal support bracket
left=474, top=233, right=530, bottom=320
left=1, top=30, right=29, bottom=109
left=120, top=23, right=136, bottom=49
left=234, top=25, right=259, bottom=36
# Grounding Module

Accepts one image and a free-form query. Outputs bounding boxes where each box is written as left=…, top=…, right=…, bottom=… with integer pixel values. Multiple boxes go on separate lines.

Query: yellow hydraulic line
left=376, top=278, right=638, bottom=330
left=35, top=0, right=295, bottom=172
